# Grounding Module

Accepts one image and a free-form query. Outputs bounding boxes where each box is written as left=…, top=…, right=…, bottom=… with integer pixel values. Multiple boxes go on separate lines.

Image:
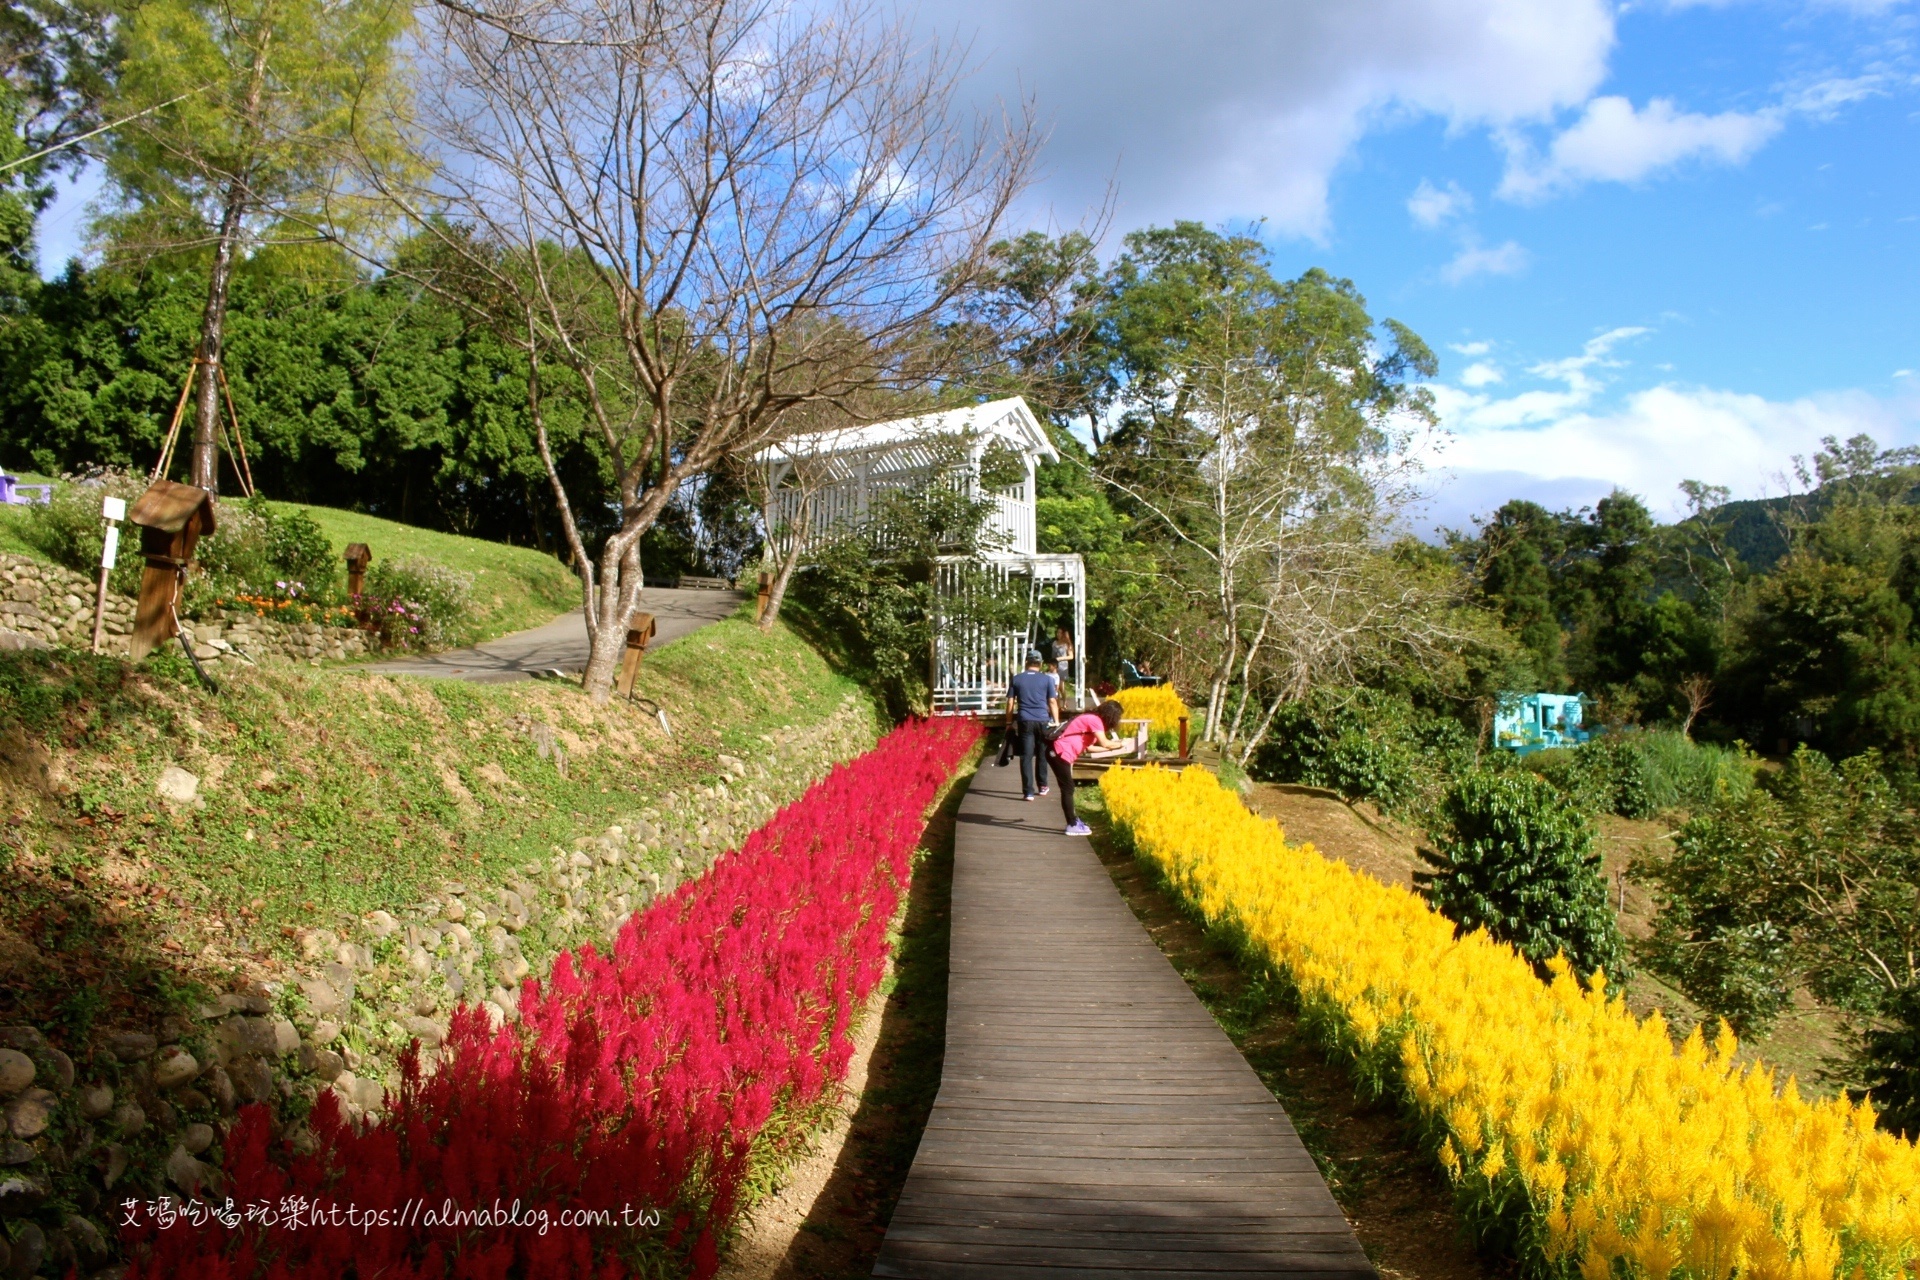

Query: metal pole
left=90, top=497, right=126, bottom=654
left=1073, top=557, right=1087, bottom=709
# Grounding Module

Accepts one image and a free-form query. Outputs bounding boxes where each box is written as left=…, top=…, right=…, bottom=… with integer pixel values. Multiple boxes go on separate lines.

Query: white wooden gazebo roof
left=759, top=397, right=1057, bottom=476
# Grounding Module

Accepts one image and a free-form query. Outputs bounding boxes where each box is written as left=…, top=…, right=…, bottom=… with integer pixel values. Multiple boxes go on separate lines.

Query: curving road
left=364, top=587, right=747, bottom=683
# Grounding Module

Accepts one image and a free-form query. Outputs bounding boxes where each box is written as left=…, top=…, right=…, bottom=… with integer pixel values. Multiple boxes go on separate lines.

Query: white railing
left=766, top=478, right=1037, bottom=558
left=983, top=486, right=1035, bottom=556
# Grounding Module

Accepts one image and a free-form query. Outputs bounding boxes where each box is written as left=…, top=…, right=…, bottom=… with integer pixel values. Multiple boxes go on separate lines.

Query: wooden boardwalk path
left=873, top=762, right=1375, bottom=1279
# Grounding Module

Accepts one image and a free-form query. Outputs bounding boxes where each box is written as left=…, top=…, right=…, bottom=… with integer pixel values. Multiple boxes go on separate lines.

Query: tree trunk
left=189, top=31, right=271, bottom=493
left=757, top=492, right=812, bottom=631
left=189, top=181, right=247, bottom=491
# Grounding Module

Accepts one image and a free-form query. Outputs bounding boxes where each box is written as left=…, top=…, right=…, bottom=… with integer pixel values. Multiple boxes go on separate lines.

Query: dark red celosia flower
left=125, top=717, right=978, bottom=1279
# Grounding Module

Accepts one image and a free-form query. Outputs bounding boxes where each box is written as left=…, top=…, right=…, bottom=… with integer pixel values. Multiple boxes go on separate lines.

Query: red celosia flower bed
left=127, top=716, right=979, bottom=1279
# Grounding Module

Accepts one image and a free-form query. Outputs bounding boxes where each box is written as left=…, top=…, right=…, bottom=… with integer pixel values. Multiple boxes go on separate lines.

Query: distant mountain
left=1703, top=495, right=1791, bottom=575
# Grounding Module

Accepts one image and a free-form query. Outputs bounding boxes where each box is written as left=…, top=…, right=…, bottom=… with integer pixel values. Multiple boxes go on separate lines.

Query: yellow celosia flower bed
left=1111, top=684, right=1192, bottom=737
left=1101, top=763, right=1920, bottom=1280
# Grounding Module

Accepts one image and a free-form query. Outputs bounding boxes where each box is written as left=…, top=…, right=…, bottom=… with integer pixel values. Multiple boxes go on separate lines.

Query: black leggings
left=1048, top=753, right=1076, bottom=824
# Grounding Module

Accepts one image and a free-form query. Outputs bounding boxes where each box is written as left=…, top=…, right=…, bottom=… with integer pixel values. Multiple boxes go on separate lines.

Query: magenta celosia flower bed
left=126, top=716, right=979, bottom=1279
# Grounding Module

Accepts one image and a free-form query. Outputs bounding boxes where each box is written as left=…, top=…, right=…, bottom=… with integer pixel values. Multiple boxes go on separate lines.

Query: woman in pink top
left=1047, top=700, right=1126, bottom=835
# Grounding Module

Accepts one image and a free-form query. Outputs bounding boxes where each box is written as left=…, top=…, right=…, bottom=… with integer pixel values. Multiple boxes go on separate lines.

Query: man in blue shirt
left=1005, top=649, right=1060, bottom=801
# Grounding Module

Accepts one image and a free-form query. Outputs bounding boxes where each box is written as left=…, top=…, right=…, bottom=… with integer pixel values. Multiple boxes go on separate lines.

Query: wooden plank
left=873, top=764, right=1374, bottom=1280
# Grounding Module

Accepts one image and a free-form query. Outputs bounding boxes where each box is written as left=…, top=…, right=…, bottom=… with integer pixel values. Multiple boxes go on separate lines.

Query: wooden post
left=90, top=496, right=126, bottom=653
left=614, top=612, right=657, bottom=698
left=1178, top=716, right=1189, bottom=761
left=755, top=571, right=771, bottom=622
left=344, top=543, right=372, bottom=597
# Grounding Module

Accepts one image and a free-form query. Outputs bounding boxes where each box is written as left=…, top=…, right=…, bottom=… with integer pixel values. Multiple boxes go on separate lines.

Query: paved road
left=873, top=763, right=1373, bottom=1279
left=365, top=587, right=747, bottom=683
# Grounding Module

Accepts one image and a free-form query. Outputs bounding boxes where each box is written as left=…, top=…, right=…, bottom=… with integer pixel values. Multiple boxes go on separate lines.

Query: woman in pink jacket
left=1046, top=700, right=1126, bottom=836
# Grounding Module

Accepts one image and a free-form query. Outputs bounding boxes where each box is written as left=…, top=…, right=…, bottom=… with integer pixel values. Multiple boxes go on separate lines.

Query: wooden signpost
left=127, top=481, right=217, bottom=662
left=344, top=543, right=372, bottom=597
left=614, top=611, right=658, bottom=698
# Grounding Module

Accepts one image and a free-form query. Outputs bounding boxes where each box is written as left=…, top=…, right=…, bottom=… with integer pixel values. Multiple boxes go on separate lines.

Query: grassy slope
left=0, top=498, right=46, bottom=558
left=271, top=501, right=578, bottom=643
left=0, top=616, right=871, bottom=1040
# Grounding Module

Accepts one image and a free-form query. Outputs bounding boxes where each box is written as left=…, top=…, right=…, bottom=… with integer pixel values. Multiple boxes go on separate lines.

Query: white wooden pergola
left=760, top=397, right=1088, bottom=716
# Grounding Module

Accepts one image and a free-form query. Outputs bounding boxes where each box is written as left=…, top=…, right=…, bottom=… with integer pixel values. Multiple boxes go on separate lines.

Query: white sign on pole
left=102, top=496, right=126, bottom=521
left=101, top=526, right=121, bottom=569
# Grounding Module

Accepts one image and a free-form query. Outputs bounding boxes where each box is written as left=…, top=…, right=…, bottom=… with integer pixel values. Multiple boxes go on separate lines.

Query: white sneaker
left=1065, top=821, right=1091, bottom=836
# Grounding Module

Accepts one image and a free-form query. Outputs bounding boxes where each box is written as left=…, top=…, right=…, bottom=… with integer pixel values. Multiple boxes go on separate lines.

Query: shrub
left=1637, top=747, right=1920, bottom=1044
left=21, top=477, right=346, bottom=614
left=1630, top=729, right=1754, bottom=812
left=22, top=468, right=150, bottom=594
left=1102, top=763, right=1920, bottom=1280
left=1251, top=688, right=1475, bottom=817
left=262, top=504, right=337, bottom=595
left=1523, top=732, right=1754, bottom=820
left=1863, top=987, right=1920, bottom=1139
left=1525, top=737, right=1656, bottom=819
left=361, top=554, right=475, bottom=649
left=1420, top=768, right=1625, bottom=980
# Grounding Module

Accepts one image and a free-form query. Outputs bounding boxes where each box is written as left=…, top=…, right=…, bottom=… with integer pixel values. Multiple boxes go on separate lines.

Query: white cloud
left=1408, top=179, right=1472, bottom=227
left=1436, top=384, right=1915, bottom=518
left=1784, top=74, right=1890, bottom=118
left=912, top=0, right=1615, bottom=238
left=1427, top=326, right=1644, bottom=430
left=1460, top=361, right=1505, bottom=387
left=1499, top=96, right=1783, bottom=199
left=1450, top=341, right=1492, bottom=356
left=1419, top=327, right=1920, bottom=525
left=1442, top=239, right=1531, bottom=283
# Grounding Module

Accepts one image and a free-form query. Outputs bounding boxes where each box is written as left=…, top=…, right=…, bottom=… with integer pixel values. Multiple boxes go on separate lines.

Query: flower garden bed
left=1101, top=763, right=1920, bottom=1280
left=124, top=717, right=980, bottom=1279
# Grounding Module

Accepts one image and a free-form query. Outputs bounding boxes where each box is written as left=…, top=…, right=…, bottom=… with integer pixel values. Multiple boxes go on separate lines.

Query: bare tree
left=362, top=0, right=1036, bottom=701
left=1678, top=673, right=1713, bottom=741
left=752, top=415, right=862, bottom=631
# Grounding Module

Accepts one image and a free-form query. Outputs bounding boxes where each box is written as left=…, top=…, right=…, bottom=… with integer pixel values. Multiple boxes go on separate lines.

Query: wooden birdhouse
left=344, top=543, right=372, bottom=597
left=127, top=480, right=216, bottom=661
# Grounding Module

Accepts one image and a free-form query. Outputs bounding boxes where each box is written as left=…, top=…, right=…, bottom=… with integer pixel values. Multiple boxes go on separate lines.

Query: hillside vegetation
left=0, top=487, right=578, bottom=647
left=267, top=501, right=578, bottom=643
left=0, top=615, right=874, bottom=1043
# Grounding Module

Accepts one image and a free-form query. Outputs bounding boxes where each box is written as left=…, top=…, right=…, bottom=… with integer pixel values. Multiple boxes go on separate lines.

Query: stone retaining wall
left=0, top=694, right=883, bottom=1278
left=0, top=553, right=369, bottom=666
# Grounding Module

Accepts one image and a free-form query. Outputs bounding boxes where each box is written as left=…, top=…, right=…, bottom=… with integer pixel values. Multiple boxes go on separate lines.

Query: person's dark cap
left=1025, top=648, right=1045, bottom=664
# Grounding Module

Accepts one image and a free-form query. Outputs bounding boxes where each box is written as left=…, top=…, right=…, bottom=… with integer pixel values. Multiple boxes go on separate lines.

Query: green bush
left=1526, top=737, right=1656, bottom=819
left=1418, top=768, right=1626, bottom=980
left=1523, top=731, right=1754, bottom=820
left=362, top=554, right=474, bottom=649
left=1630, top=729, right=1754, bottom=812
left=20, top=476, right=343, bottom=611
left=1250, top=688, right=1475, bottom=817
left=1636, top=747, right=1920, bottom=1043
left=1861, top=986, right=1920, bottom=1137
left=23, top=469, right=150, bottom=595
left=261, top=503, right=338, bottom=595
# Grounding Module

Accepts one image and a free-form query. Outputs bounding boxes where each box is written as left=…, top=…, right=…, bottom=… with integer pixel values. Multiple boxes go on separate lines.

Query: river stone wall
left=0, top=692, right=881, bottom=1278
left=0, top=552, right=369, bottom=666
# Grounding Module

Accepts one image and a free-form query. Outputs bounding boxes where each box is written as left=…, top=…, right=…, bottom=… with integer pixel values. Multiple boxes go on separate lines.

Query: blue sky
left=899, top=0, right=1920, bottom=529
left=35, top=0, right=1919, bottom=530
